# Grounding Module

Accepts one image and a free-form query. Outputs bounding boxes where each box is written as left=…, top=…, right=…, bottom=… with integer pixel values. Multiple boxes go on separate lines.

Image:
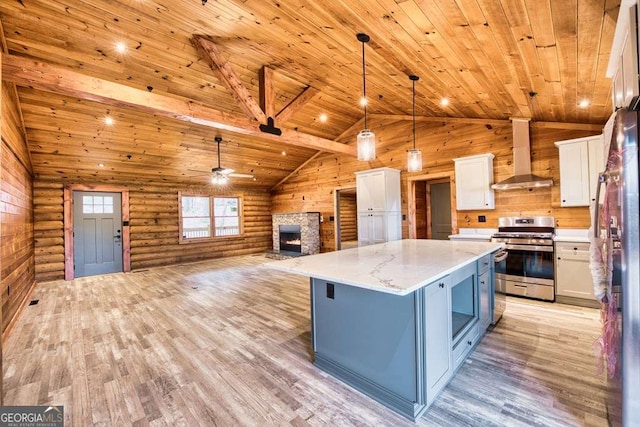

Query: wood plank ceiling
left=0, top=0, right=620, bottom=188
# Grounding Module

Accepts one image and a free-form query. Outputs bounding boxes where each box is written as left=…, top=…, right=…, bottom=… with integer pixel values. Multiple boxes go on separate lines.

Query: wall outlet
left=326, top=283, right=335, bottom=299
left=478, top=215, right=486, bottom=223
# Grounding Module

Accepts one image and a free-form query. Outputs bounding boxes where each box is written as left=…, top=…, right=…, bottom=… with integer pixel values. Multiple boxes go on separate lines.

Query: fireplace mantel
left=272, top=212, right=320, bottom=255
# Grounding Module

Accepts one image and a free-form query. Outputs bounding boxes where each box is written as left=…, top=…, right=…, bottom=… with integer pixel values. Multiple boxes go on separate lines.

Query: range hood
left=491, top=118, right=553, bottom=190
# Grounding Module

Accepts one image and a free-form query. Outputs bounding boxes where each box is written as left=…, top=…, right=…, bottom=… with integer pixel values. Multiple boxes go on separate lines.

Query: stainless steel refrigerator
left=593, top=108, right=640, bottom=427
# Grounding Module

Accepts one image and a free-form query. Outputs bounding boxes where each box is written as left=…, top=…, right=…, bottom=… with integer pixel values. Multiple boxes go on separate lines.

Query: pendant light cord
left=412, top=79, right=416, bottom=149
left=361, top=40, right=367, bottom=129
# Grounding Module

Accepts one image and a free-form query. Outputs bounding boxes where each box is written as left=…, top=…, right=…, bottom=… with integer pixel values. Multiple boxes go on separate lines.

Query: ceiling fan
left=211, top=136, right=254, bottom=185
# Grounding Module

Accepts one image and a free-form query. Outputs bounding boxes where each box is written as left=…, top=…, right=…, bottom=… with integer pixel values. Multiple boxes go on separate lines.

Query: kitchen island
left=268, top=239, right=503, bottom=421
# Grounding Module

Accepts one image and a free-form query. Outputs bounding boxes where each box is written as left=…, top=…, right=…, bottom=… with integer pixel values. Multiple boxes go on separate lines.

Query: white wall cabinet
left=424, top=275, right=452, bottom=405
left=453, top=154, right=495, bottom=210
left=555, top=242, right=598, bottom=306
left=555, top=135, right=604, bottom=207
left=355, top=168, right=401, bottom=246
left=610, top=3, right=639, bottom=110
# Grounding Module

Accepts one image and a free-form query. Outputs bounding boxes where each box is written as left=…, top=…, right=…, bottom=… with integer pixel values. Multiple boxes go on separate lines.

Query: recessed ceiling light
left=104, top=116, right=114, bottom=126
left=98, top=163, right=105, bottom=168
left=115, top=41, right=127, bottom=54
left=359, top=97, right=368, bottom=107
left=281, top=151, right=287, bottom=156
left=319, top=113, right=328, bottom=123
left=440, top=97, right=450, bottom=107
left=578, top=99, right=590, bottom=108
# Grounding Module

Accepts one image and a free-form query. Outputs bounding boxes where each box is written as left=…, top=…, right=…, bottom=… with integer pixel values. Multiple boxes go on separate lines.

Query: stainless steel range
left=491, top=216, right=555, bottom=301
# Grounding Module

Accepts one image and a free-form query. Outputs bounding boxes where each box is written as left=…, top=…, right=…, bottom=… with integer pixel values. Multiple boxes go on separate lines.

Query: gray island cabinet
left=268, top=239, right=503, bottom=422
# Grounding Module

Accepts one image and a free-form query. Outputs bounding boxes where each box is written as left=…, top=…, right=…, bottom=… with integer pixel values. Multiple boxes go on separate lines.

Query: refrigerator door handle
left=593, top=172, right=609, bottom=238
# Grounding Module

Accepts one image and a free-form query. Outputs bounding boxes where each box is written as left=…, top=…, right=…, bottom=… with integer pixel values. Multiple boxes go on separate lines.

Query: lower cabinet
left=357, top=211, right=401, bottom=246
left=424, top=276, right=452, bottom=405
left=452, top=323, right=480, bottom=371
left=555, top=242, right=598, bottom=307
left=478, top=253, right=493, bottom=332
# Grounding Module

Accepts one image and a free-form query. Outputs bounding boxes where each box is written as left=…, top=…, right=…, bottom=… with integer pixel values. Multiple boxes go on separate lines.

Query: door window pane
left=83, top=195, right=114, bottom=214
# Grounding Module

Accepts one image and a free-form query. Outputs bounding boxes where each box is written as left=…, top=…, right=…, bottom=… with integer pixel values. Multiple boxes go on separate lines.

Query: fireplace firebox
left=279, top=225, right=302, bottom=253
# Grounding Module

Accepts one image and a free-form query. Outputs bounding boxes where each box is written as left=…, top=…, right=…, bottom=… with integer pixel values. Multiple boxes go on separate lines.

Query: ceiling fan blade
left=228, top=173, right=254, bottom=178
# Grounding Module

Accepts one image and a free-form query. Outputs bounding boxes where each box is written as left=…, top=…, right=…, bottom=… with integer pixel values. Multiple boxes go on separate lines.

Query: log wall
left=1, top=80, right=35, bottom=336
left=339, top=192, right=357, bottom=242
left=272, top=118, right=601, bottom=251
left=34, top=182, right=272, bottom=281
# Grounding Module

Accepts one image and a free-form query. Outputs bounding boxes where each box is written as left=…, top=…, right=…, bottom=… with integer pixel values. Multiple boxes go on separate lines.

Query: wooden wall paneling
left=272, top=118, right=601, bottom=250
left=33, top=181, right=64, bottom=282
left=33, top=181, right=273, bottom=281
left=1, top=52, right=3, bottom=402
left=1, top=76, right=35, bottom=345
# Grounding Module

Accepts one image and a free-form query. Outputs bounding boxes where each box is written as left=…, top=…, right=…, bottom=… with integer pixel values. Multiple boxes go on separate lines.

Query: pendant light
left=356, top=33, right=376, bottom=161
left=406, top=75, right=422, bottom=172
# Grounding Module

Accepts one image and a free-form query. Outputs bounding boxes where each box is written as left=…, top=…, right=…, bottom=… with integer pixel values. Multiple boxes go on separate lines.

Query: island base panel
left=311, top=279, right=425, bottom=420
left=314, top=354, right=428, bottom=422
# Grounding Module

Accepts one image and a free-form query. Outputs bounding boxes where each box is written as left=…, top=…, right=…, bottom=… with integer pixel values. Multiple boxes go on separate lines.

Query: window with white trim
left=179, top=194, right=242, bottom=241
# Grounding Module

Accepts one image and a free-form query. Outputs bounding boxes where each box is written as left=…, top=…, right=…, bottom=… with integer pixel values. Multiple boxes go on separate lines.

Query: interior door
left=73, top=191, right=123, bottom=277
left=429, top=182, right=452, bottom=240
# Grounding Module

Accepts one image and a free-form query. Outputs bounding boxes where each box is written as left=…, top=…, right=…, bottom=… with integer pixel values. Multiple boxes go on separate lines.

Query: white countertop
left=554, top=229, right=590, bottom=243
left=266, top=239, right=503, bottom=296
left=448, top=228, right=497, bottom=241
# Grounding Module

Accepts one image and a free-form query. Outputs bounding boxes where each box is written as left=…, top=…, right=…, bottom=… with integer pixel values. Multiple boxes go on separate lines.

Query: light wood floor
left=3, top=255, right=609, bottom=426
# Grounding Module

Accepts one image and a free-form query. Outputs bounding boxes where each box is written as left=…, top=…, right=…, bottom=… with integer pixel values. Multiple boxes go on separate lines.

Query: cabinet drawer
left=556, top=243, right=589, bottom=261
left=477, top=254, right=491, bottom=274
left=452, top=322, right=479, bottom=370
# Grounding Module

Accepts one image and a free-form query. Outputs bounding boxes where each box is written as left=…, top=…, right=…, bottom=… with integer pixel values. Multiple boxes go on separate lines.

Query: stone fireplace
left=271, top=212, right=320, bottom=256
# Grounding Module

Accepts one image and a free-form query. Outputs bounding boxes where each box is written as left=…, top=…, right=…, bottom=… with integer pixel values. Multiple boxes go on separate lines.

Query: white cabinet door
left=555, top=242, right=597, bottom=301
left=425, top=276, right=452, bottom=405
left=356, top=168, right=400, bottom=212
left=587, top=136, right=605, bottom=204
left=556, top=135, right=603, bottom=207
left=557, top=140, right=590, bottom=207
left=358, top=212, right=397, bottom=246
left=356, top=170, right=385, bottom=211
left=355, top=168, right=401, bottom=246
left=453, top=154, right=495, bottom=210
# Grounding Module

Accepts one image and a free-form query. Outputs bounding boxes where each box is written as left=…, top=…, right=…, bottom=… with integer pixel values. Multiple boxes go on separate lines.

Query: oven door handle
left=504, top=244, right=554, bottom=252
left=493, top=251, right=508, bottom=263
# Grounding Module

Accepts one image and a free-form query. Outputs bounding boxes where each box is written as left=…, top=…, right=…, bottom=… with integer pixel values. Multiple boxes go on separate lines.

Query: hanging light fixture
left=407, top=75, right=422, bottom=172
left=356, top=33, right=376, bottom=161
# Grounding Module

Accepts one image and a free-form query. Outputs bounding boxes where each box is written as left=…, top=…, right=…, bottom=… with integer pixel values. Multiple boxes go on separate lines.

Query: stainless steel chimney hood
left=491, top=118, right=553, bottom=190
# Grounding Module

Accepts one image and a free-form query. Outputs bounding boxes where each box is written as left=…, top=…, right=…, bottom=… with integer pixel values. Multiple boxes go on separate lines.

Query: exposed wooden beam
left=259, top=66, right=275, bottom=119
left=275, top=86, right=320, bottom=125
left=193, top=36, right=266, bottom=123
left=2, top=54, right=355, bottom=156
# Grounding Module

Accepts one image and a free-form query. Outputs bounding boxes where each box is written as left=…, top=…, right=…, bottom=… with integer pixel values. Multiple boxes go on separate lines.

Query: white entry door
left=73, top=191, right=123, bottom=277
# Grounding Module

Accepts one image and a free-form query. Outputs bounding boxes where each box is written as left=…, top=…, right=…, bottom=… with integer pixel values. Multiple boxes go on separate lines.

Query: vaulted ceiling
left=0, top=0, right=620, bottom=188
